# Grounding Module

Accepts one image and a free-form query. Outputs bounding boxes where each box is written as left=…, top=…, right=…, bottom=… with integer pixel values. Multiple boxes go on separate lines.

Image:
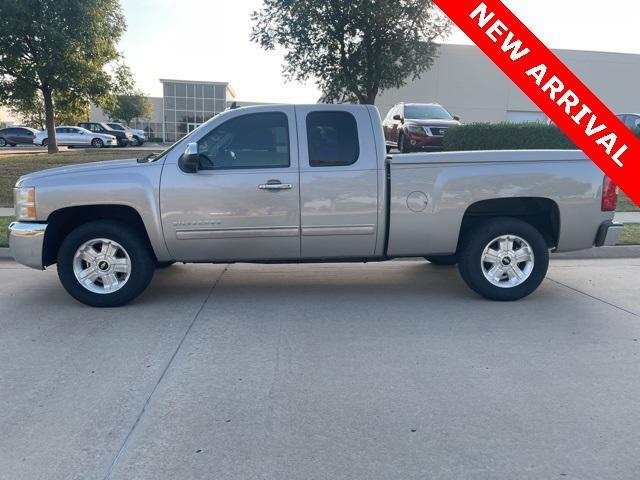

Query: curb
left=2, top=246, right=640, bottom=262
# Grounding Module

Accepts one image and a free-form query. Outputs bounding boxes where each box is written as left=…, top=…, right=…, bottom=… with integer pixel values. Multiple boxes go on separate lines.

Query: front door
left=160, top=107, right=301, bottom=262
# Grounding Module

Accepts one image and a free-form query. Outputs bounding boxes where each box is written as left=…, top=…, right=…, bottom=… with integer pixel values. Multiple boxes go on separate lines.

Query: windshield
left=107, top=123, right=125, bottom=131
left=137, top=118, right=213, bottom=163
left=404, top=105, right=453, bottom=120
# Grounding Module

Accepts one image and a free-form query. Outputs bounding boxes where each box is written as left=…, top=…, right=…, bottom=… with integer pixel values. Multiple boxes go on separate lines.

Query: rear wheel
left=57, top=220, right=155, bottom=307
left=0, top=137, right=7, bottom=147
left=91, top=138, right=104, bottom=148
left=425, top=255, right=458, bottom=266
left=117, top=138, right=128, bottom=147
left=457, top=218, right=549, bottom=301
left=41, top=138, right=48, bottom=147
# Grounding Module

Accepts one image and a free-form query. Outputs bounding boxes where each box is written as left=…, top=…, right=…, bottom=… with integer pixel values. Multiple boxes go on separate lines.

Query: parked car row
left=0, top=122, right=146, bottom=148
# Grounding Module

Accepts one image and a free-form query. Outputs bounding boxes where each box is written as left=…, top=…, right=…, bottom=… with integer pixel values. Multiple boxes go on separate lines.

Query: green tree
left=0, top=0, right=127, bottom=153
left=251, top=0, right=451, bottom=104
left=10, top=91, right=90, bottom=130
left=103, top=94, right=153, bottom=126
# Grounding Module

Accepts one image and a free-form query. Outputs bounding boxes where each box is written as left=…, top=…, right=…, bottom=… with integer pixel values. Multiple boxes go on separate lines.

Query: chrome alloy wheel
left=481, top=235, right=535, bottom=289
left=72, top=238, right=131, bottom=294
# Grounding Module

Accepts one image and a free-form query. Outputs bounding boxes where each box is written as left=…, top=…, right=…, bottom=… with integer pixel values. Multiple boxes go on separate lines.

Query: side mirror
left=393, top=114, right=403, bottom=121
left=179, top=142, right=200, bottom=173
left=453, top=115, right=461, bottom=122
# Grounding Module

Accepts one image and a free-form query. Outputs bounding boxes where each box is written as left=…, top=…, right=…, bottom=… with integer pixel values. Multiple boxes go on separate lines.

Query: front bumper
left=595, top=221, right=624, bottom=247
left=9, top=222, right=47, bottom=269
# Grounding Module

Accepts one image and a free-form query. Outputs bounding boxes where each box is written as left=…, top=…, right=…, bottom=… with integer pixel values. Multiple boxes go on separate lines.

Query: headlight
left=406, top=125, right=427, bottom=135
left=14, top=187, right=36, bottom=221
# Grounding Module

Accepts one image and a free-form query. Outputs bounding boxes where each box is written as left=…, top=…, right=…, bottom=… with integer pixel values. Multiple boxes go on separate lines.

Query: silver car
left=34, top=126, right=117, bottom=148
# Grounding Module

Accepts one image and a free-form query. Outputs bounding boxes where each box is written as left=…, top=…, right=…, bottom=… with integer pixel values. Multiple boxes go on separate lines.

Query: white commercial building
left=376, top=44, right=640, bottom=124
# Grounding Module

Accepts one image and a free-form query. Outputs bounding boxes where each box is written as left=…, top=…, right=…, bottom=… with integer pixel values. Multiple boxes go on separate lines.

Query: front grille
left=429, top=127, right=448, bottom=136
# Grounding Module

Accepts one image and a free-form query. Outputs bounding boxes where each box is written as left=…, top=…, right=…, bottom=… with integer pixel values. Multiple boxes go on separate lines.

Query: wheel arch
left=43, top=205, right=158, bottom=266
left=458, top=197, right=560, bottom=252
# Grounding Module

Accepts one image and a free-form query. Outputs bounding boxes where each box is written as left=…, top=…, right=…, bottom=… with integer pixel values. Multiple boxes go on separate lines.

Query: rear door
left=160, top=107, right=301, bottom=262
left=55, top=128, right=71, bottom=145
left=295, top=105, right=380, bottom=258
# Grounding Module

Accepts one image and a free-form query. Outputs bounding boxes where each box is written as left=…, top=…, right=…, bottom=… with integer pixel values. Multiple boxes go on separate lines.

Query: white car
left=34, top=126, right=117, bottom=148
left=106, top=122, right=146, bottom=146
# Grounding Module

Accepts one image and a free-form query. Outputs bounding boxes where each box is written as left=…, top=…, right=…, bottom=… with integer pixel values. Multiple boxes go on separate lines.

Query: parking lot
left=1, top=258, right=639, bottom=479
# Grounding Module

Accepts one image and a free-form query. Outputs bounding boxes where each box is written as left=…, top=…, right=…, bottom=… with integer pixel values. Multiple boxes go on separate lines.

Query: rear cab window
left=306, top=111, right=359, bottom=167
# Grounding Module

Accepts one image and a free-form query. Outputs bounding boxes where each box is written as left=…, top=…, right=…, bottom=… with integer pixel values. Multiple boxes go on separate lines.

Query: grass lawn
left=0, top=149, right=159, bottom=207
left=0, top=216, right=13, bottom=248
left=618, top=192, right=640, bottom=212
left=619, top=224, right=640, bottom=246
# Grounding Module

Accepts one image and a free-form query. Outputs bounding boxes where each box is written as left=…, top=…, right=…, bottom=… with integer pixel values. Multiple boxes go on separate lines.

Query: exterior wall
left=0, top=106, right=18, bottom=127
left=161, top=79, right=233, bottom=142
left=376, top=44, right=640, bottom=124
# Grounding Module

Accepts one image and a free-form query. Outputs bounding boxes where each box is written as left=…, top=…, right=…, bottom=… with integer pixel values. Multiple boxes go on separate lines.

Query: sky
left=118, top=0, right=640, bottom=104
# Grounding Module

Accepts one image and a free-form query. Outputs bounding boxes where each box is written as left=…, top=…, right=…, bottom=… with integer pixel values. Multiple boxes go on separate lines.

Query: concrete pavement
left=1, top=259, right=640, bottom=480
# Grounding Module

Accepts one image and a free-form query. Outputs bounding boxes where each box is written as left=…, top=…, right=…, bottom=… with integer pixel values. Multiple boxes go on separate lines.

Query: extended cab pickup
left=10, top=105, right=623, bottom=307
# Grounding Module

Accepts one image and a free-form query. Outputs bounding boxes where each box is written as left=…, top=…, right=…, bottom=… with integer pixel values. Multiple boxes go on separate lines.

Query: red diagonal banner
left=433, top=0, right=639, bottom=207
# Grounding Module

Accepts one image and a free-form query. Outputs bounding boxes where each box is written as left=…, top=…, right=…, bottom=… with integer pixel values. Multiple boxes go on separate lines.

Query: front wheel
left=457, top=218, right=549, bottom=301
left=0, top=138, right=6, bottom=147
left=132, top=136, right=144, bottom=147
left=41, top=138, right=48, bottom=147
left=57, top=220, right=155, bottom=307
left=398, top=133, right=406, bottom=153
left=91, top=138, right=104, bottom=148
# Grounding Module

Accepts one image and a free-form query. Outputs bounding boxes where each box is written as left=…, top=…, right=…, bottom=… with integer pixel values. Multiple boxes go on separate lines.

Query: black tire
left=117, top=138, right=128, bottom=147
left=91, top=138, right=104, bottom=148
left=41, top=138, right=48, bottom=147
left=398, top=133, right=406, bottom=153
left=133, top=136, right=144, bottom=147
left=57, top=220, right=155, bottom=307
left=0, top=137, right=8, bottom=147
left=425, top=255, right=458, bottom=266
left=156, top=261, right=176, bottom=269
left=457, top=217, right=549, bottom=301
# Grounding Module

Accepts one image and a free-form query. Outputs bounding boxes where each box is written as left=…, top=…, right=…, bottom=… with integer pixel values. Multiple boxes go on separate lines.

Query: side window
left=306, top=111, right=359, bottom=167
left=197, top=112, right=290, bottom=170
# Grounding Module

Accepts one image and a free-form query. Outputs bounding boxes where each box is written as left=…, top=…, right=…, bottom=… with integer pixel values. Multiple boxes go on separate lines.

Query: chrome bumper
left=595, top=221, right=624, bottom=247
left=9, top=222, right=47, bottom=269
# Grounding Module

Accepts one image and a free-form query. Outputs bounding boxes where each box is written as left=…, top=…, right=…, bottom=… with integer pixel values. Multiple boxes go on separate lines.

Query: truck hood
left=17, top=158, right=145, bottom=186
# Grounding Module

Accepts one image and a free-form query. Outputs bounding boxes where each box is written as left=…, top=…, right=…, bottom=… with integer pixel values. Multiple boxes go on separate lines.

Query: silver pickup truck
left=10, top=104, right=622, bottom=307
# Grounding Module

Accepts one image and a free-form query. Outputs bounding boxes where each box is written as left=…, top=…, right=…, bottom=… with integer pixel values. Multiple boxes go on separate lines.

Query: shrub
left=443, top=123, right=576, bottom=151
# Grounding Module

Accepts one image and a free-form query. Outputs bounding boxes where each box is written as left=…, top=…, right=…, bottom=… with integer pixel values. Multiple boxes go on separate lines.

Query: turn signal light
left=602, top=177, right=618, bottom=212
left=14, top=187, right=36, bottom=221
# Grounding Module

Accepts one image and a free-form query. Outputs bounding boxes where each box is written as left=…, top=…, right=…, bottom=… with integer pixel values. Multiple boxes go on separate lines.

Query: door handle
left=258, top=182, right=293, bottom=191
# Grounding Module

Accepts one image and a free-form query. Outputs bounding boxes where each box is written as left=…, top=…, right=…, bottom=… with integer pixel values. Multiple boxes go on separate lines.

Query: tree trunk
left=42, top=86, right=59, bottom=154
